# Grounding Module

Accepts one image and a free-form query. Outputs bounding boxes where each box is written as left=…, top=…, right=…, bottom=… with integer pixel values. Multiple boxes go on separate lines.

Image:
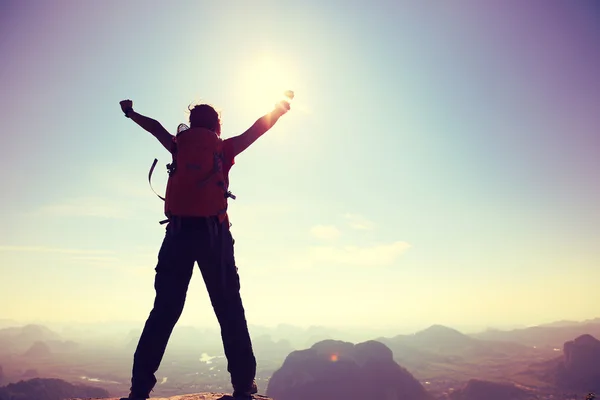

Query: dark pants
left=129, top=216, right=256, bottom=397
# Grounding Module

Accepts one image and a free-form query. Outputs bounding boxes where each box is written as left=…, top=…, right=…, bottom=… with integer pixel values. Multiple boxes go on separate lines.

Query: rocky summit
left=71, top=393, right=273, bottom=400
left=266, top=339, right=433, bottom=400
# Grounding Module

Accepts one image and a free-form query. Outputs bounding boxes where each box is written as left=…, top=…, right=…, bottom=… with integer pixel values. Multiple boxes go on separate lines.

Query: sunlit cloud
left=308, top=241, right=411, bottom=267
left=226, top=202, right=298, bottom=235
left=310, top=225, right=341, bottom=240
left=30, top=196, right=139, bottom=219
left=343, top=213, right=375, bottom=230
left=270, top=241, right=411, bottom=271
left=74, top=250, right=159, bottom=273
left=69, top=255, right=122, bottom=269
left=0, top=246, right=155, bottom=275
left=0, top=245, right=113, bottom=255
left=27, top=163, right=161, bottom=221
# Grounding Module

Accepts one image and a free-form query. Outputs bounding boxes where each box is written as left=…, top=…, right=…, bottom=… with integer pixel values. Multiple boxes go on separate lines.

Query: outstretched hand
left=275, top=99, right=291, bottom=114
left=275, top=90, right=294, bottom=115
left=120, top=99, right=133, bottom=113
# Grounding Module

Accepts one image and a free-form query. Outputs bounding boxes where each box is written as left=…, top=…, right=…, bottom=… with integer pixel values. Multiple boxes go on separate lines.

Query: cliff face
left=563, top=334, right=600, bottom=371
left=266, top=339, right=433, bottom=400
left=556, top=334, right=600, bottom=391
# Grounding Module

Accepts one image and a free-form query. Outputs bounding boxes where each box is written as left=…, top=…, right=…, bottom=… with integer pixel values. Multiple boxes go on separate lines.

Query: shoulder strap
left=177, top=123, right=189, bottom=134
left=148, top=158, right=166, bottom=201
left=149, top=158, right=170, bottom=225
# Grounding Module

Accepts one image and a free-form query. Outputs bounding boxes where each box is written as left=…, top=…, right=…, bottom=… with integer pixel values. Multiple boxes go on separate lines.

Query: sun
left=237, top=54, right=297, bottom=113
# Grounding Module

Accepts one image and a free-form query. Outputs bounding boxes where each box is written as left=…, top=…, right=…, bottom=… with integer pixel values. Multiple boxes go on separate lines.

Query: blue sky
left=1, top=0, right=599, bottom=333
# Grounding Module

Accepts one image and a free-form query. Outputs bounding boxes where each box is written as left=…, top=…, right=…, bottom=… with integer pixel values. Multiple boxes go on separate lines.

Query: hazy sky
left=1, top=0, right=599, bottom=333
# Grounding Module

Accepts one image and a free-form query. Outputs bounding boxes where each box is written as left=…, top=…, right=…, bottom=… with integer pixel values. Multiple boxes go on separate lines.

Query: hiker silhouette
left=118, top=92, right=293, bottom=400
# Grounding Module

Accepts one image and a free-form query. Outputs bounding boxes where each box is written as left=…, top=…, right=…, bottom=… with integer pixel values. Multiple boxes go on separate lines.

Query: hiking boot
left=232, top=379, right=258, bottom=399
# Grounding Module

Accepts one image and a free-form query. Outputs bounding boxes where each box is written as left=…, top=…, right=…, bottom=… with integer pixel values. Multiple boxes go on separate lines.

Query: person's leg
left=196, top=218, right=257, bottom=396
left=128, top=223, right=196, bottom=398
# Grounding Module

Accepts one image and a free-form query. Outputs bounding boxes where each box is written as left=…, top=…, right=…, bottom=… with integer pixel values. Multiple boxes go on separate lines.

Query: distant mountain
left=0, top=320, right=20, bottom=330
left=266, top=339, right=433, bottom=400
left=379, top=325, right=532, bottom=365
left=45, top=339, right=79, bottom=353
left=537, top=320, right=581, bottom=328
left=246, top=324, right=343, bottom=349
left=22, top=341, right=52, bottom=358
left=376, top=336, right=444, bottom=367
left=471, top=322, right=600, bottom=348
left=538, top=318, right=600, bottom=328
left=0, top=324, right=61, bottom=354
left=22, top=369, right=39, bottom=379
left=409, top=325, right=479, bottom=349
left=379, top=325, right=476, bottom=358
left=0, top=324, right=60, bottom=342
left=449, top=379, right=537, bottom=400
left=0, top=377, right=109, bottom=400
left=252, top=334, right=295, bottom=360
left=125, top=325, right=224, bottom=356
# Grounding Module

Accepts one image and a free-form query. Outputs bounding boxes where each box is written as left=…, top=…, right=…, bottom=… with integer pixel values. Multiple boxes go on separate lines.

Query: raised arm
left=227, top=95, right=293, bottom=158
left=119, top=100, right=174, bottom=152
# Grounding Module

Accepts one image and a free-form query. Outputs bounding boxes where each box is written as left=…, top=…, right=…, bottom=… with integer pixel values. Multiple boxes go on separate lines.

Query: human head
left=188, top=103, right=221, bottom=135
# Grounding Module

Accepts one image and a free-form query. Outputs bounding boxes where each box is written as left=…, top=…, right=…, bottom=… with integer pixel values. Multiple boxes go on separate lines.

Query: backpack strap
left=148, top=158, right=166, bottom=201
left=148, top=159, right=171, bottom=225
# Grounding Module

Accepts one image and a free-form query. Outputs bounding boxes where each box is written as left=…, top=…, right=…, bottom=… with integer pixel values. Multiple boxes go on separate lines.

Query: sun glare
left=238, top=54, right=298, bottom=113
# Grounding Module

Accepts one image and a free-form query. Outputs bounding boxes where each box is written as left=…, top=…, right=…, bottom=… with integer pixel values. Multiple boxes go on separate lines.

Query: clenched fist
left=120, top=99, right=133, bottom=113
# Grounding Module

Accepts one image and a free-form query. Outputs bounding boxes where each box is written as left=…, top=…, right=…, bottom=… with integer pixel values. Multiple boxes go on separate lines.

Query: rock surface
left=71, top=393, right=272, bottom=400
